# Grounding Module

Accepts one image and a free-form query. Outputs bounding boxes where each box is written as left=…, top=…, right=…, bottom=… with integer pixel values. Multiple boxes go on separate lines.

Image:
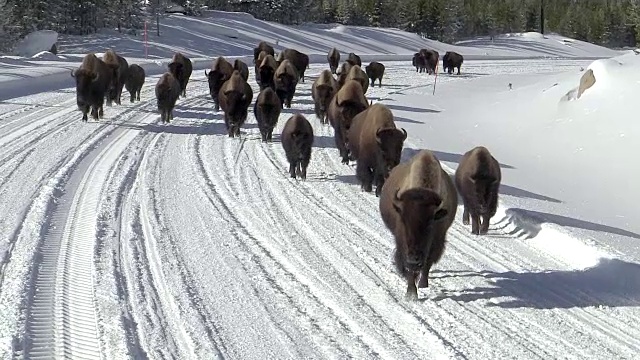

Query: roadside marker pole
left=433, top=61, right=438, bottom=95
left=144, top=21, right=148, bottom=59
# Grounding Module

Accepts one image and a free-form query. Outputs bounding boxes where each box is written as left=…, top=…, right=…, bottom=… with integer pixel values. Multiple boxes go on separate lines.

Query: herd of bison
left=70, top=41, right=500, bottom=300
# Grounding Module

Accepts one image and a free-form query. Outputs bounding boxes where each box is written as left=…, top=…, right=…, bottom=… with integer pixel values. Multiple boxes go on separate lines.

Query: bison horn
left=392, top=189, right=403, bottom=213
left=204, top=69, right=209, bottom=77
left=70, top=69, right=76, bottom=78
left=401, top=128, right=407, bottom=140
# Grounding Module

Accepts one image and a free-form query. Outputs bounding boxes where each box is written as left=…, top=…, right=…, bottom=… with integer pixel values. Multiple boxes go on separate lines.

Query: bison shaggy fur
left=454, top=146, right=501, bottom=235
left=442, top=51, right=464, bottom=75
left=311, top=69, right=338, bottom=125
left=327, top=47, right=341, bottom=74
left=253, top=87, right=282, bottom=142
left=327, top=79, right=369, bottom=164
left=279, top=48, right=310, bottom=82
left=155, top=72, right=181, bottom=124
left=347, top=52, right=362, bottom=67
left=336, top=62, right=353, bottom=90
left=274, top=59, right=299, bottom=108
left=365, top=61, right=385, bottom=88
left=219, top=70, right=254, bottom=137
left=281, top=114, right=314, bottom=180
left=205, top=56, right=234, bottom=111
left=233, top=59, right=250, bottom=82
left=168, top=52, right=193, bottom=97
left=348, top=103, right=407, bottom=196
left=379, top=149, right=458, bottom=300
left=258, top=54, right=278, bottom=91
left=102, top=49, right=129, bottom=106
left=346, top=65, right=369, bottom=94
left=71, top=53, right=112, bottom=121
left=125, top=64, right=145, bottom=103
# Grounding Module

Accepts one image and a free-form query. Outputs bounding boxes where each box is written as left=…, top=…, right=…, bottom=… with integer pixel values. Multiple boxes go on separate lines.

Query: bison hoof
left=418, top=275, right=429, bottom=288
left=405, top=290, right=418, bottom=301
left=463, top=218, right=470, bottom=225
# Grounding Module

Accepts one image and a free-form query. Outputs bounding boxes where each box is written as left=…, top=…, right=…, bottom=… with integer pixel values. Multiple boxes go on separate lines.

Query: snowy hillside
left=0, top=10, right=639, bottom=360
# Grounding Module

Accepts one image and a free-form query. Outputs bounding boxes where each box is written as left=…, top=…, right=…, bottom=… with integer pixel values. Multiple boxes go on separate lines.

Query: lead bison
left=348, top=103, right=407, bottom=196
left=442, top=51, right=464, bottom=75
left=71, top=53, right=112, bottom=121
left=379, top=149, right=458, bottom=300
left=327, top=79, right=369, bottom=164
left=253, top=41, right=275, bottom=64
left=279, top=48, right=310, bottom=82
left=311, top=69, right=338, bottom=125
left=155, top=72, right=181, bottom=124
left=125, top=64, right=145, bottom=103
left=168, top=52, right=193, bottom=97
left=205, top=56, right=234, bottom=111
left=281, top=114, right=314, bottom=180
left=102, top=49, right=128, bottom=106
left=219, top=70, right=253, bottom=137
left=327, top=47, right=340, bottom=74
left=455, top=146, right=501, bottom=235
left=365, top=61, right=385, bottom=88
left=254, top=87, right=282, bottom=142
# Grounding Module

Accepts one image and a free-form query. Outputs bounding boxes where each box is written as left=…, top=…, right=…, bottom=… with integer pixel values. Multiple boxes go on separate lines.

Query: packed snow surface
left=0, top=10, right=639, bottom=360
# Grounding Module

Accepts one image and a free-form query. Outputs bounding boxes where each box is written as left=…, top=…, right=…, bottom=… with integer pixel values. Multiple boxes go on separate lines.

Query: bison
left=327, top=47, right=340, bottom=74
left=347, top=52, right=362, bottom=67
left=254, top=50, right=269, bottom=85
left=327, top=79, right=369, bottom=164
left=102, top=49, right=128, bottom=106
left=219, top=70, right=253, bottom=137
left=442, top=51, right=464, bottom=75
left=155, top=72, right=181, bottom=124
left=281, top=113, right=314, bottom=180
left=205, top=56, right=234, bottom=111
left=419, top=49, right=439, bottom=75
left=125, top=64, right=145, bottom=103
left=279, top=48, right=310, bottom=82
left=336, top=62, right=353, bottom=90
left=168, top=52, right=193, bottom=97
left=254, top=87, right=282, bottom=142
left=253, top=41, right=275, bottom=64
left=274, top=59, right=299, bottom=108
left=348, top=103, right=407, bottom=196
left=365, top=61, right=385, bottom=88
left=346, top=64, right=369, bottom=94
left=233, top=58, right=250, bottom=81
left=412, top=52, right=427, bottom=73
left=71, top=53, right=112, bottom=121
left=258, top=54, right=278, bottom=91
left=379, top=149, right=458, bottom=300
left=455, top=146, right=501, bottom=235
left=311, top=69, right=338, bottom=125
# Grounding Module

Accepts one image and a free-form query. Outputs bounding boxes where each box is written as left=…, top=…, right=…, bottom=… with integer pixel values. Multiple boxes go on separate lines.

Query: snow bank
left=15, top=30, right=58, bottom=57
left=31, top=51, right=63, bottom=60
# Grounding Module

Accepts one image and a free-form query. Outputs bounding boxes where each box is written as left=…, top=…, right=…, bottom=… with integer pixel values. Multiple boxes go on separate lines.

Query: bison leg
left=462, top=206, right=470, bottom=225
left=355, top=161, right=373, bottom=192
left=480, top=214, right=491, bottom=234
left=457, top=67, right=461, bottom=75
left=289, top=162, right=296, bottom=178
left=405, top=271, right=419, bottom=301
left=130, top=93, right=135, bottom=103
left=418, top=262, right=433, bottom=288
left=471, top=213, right=481, bottom=235
left=333, top=130, right=349, bottom=164
left=300, top=160, right=309, bottom=180
left=378, top=77, right=383, bottom=87
left=137, top=90, right=141, bottom=101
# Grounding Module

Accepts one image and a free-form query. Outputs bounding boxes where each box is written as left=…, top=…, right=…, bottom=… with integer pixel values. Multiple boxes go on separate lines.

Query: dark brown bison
left=336, top=62, right=353, bottom=90
left=71, top=53, right=112, bottom=121
left=311, top=69, right=338, bottom=125
left=253, top=87, right=282, bottom=142
left=102, top=49, right=128, bottom=106
left=205, top=56, right=234, bottom=111
left=155, top=72, right=181, bottom=124
left=348, top=103, right=407, bottom=196
left=346, top=52, right=362, bottom=67
left=274, top=59, right=299, bottom=108
left=219, top=70, right=253, bottom=137
left=455, top=146, right=501, bottom=235
left=412, top=52, right=427, bottom=73
left=327, top=47, right=340, bottom=74
left=327, top=79, right=369, bottom=164
left=281, top=114, right=314, bottom=180
left=168, top=52, right=193, bottom=97
left=346, top=64, right=369, bottom=94
left=258, top=54, right=278, bottom=91
left=279, top=48, right=310, bottom=82
left=419, top=49, right=439, bottom=74
left=233, top=58, right=249, bottom=81
left=253, top=41, right=275, bottom=64
left=379, top=149, right=458, bottom=300
left=442, top=51, right=464, bottom=75
left=254, top=50, right=269, bottom=85
left=365, top=61, right=385, bottom=88
left=125, top=64, right=145, bottom=103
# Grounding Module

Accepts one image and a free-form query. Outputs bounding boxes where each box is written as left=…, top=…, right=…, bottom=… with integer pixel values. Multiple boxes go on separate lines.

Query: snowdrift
left=14, top=30, right=59, bottom=57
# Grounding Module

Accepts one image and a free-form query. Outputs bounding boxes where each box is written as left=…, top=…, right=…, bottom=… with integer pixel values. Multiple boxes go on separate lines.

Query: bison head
left=469, top=175, right=500, bottom=214
left=72, top=69, right=100, bottom=105
left=168, top=61, right=184, bottom=81
left=375, top=127, right=407, bottom=180
left=315, top=84, right=335, bottom=113
left=393, top=188, right=448, bottom=271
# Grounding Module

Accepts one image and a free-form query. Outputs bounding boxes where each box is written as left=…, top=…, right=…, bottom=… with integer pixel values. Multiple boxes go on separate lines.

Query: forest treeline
left=2, top=0, right=640, bottom=52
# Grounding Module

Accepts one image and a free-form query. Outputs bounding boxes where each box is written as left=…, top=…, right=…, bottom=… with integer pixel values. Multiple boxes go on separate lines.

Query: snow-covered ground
left=0, top=10, right=639, bottom=360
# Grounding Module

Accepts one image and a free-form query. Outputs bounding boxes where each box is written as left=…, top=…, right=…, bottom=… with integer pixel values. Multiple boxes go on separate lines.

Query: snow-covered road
left=1, top=60, right=638, bottom=359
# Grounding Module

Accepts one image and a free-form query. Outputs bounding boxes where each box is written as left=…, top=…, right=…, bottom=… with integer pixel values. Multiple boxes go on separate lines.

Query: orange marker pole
left=433, top=61, right=438, bottom=95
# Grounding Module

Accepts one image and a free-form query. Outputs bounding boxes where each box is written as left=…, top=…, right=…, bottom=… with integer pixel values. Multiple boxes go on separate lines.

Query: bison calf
left=365, top=61, right=385, bottom=88
left=379, top=149, right=457, bottom=300
left=281, top=114, right=314, bottom=180
left=311, top=69, right=338, bottom=125
left=219, top=70, right=254, bottom=137
left=125, top=64, right=145, bottom=103
left=155, top=72, right=181, bottom=124
left=254, top=87, right=282, bottom=142
left=454, top=146, right=501, bottom=235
